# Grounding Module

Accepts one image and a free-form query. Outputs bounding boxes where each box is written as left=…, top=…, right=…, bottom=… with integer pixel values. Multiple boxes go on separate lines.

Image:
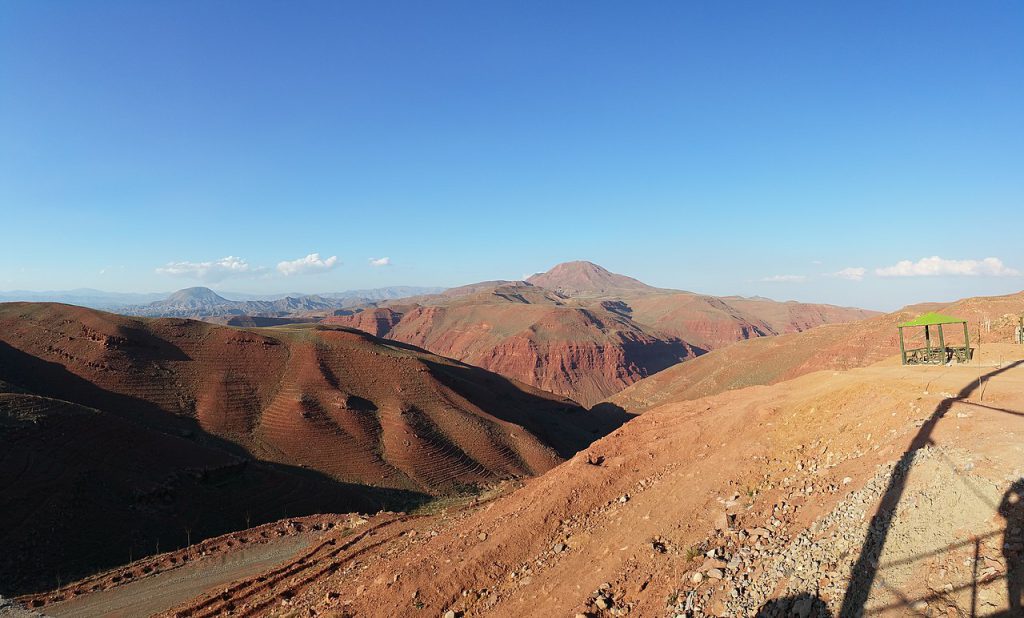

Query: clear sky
left=1, top=2, right=1021, bottom=310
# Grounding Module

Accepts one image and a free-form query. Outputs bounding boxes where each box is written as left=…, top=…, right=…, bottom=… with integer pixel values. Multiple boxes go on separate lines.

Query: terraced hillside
left=0, top=302, right=615, bottom=595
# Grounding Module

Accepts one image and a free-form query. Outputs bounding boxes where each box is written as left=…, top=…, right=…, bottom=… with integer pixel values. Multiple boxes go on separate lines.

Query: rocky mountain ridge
left=329, top=262, right=877, bottom=405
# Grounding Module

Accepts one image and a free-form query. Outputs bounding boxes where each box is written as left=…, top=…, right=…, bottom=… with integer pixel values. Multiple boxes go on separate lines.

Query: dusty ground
left=17, top=343, right=1024, bottom=617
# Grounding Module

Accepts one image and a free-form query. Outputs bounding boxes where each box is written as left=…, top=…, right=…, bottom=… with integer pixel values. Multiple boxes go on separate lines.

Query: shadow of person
left=999, top=479, right=1024, bottom=612
left=755, top=593, right=832, bottom=618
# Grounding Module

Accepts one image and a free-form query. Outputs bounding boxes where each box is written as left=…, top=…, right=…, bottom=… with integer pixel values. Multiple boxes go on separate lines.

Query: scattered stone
left=478, top=532, right=487, bottom=541
left=699, top=558, right=727, bottom=571
left=595, top=595, right=613, bottom=609
left=554, top=543, right=567, bottom=553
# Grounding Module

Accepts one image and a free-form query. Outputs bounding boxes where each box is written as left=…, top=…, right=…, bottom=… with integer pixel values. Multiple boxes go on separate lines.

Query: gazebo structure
left=897, top=312, right=971, bottom=365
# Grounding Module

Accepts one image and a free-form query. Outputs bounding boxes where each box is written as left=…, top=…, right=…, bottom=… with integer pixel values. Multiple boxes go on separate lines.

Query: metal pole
left=964, top=321, right=970, bottom=363
left=899, top=326, right=907, bottom=365
left=938, top=323, right=946, bottom=364
left=925, top=324, right=931, bottom=361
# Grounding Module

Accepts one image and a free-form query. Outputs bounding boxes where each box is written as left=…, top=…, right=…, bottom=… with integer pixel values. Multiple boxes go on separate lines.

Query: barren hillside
left=329, top=262, right=876, bottom=406
left=329, top=284, right=698, bottom=407
left=0, top=302, right=622, bottom=595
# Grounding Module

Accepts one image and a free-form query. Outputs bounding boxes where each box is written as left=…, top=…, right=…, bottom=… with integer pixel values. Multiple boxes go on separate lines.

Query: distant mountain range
left=114, top=286, right=446, bottom=318
left=0, top=288, right=168, bottom=309
left=327, top=261, right=879, bottom=406
left=0, top=286, right=445, bottom=314
left=1, top=264, right=878, bottom=406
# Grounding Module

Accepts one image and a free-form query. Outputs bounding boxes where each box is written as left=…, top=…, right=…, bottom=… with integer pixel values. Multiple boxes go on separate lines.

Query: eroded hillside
left=329, top=262, right=875, bottom=406
left=0, top=302, right=621, bottom=595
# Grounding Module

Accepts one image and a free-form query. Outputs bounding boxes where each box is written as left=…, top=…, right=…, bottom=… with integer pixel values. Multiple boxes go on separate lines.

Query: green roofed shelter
left=897, top=312, right=972, bottom=365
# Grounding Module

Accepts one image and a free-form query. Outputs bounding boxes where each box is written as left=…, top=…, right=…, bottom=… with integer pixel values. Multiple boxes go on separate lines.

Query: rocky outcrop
left=331, top=308, right=404, bottom=338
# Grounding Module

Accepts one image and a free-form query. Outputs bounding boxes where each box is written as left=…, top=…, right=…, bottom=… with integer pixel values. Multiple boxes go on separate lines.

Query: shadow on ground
left=836, top=361, right=1024, bottom=617
left=756, top=593, right=832, bottom=617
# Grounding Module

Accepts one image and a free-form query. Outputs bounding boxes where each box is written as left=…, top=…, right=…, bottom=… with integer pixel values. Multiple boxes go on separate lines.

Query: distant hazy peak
left=166, top=287, right=230, bottom=303
left=526, top=261, right=654, bottom=295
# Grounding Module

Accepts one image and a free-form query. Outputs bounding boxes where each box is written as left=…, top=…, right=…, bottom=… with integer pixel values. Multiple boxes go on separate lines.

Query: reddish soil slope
left=328, top=285, right=699, bottom=407
left=626, top=293, right=875, bottom=351
left=612, top=291, right=1024, bottom=412
left=0, top=302, right=620, bottom=595
left=0, top=303, right=614, bottom=492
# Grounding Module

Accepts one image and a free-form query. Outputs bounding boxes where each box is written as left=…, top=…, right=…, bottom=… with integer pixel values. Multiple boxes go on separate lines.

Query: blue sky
left=1, top=2, right=1021, bottom=310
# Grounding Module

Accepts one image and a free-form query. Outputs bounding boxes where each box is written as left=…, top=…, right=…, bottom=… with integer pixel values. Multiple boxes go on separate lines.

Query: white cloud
left=368, top=257, right=391, bottom=267
left=760, top=274, right=807, bottom=283
left=831, top=267, right=866, bottom=281
left=156, top=256, right=262, bottom=282
left=875, top=256, right=1020, bottom=278
left=276, top=253, right=339, bottom=276
left=811, top=260, right=823, bottom=265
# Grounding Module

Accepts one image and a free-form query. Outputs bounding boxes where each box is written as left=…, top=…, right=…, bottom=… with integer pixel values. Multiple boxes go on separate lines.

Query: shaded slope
left=0, top=370, right=420, bottom=597
left=0, top=303, right=603, bottom=493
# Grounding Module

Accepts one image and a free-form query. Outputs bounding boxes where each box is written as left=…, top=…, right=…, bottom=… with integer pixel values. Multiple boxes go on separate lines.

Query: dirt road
left=44, top=535, right=310, bottom=618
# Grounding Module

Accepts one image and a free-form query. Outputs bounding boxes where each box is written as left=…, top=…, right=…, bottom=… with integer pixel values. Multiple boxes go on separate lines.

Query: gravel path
left=42, top=535, right=310, bottom=618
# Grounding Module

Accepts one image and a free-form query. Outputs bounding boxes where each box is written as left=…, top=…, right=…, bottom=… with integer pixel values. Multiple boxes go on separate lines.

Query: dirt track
left=44, top=534, right=310, bottom=618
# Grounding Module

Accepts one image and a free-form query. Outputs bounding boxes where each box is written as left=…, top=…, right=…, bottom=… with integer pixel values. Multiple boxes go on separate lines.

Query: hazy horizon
left=0, top=259, right=1018, bottom=313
